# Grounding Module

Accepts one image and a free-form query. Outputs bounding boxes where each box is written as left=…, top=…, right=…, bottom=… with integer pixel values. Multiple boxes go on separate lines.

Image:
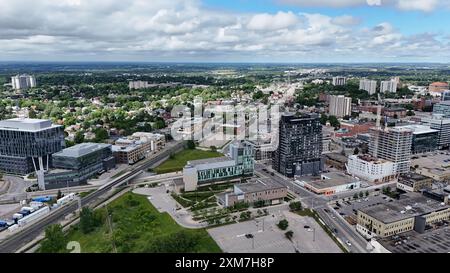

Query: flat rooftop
left=358, top=193, right=450, bottom=224
left=300, top=172, right=358, bottom=189
left=186, top=156, right=230, bottom=167
left=398, top=124, right=438, bottom=135
left=377, top=226, right=450, bottom=253
left=0, top=118, right=60, bottom=132
left=53, top=143, right=111, bottom=158
left=235, top=179, right=286, bottom=194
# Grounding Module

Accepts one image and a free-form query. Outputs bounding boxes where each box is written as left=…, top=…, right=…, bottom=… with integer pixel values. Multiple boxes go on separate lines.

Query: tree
left=328, top=115, right=340, bottom=128
left=28, top=108, right=37, bottom=118
left=365, top=191, right=369, bottom=197
left=74, top=131, right=85, bottom=144
left=40, top=224, right=67, bottom=253
left=285, top=230, right=294, bottom=241
left=353, top=147, right=359, bottom=155
left=56, top=190, right=63, bottom=200
left=80, top=207, right=102, bottom=234
left=353, top=193, right=358, bottom=200
left=210, top=146, right=217, bottom=152
left=94, top=128, right=108, bottom=142
left=359, top=191, right=364, bottom=198
left=289, top=201, right=302, bottom=211
left=187, top=140, right=195, bottom=149
left=277, top=219, right=289, bottom=231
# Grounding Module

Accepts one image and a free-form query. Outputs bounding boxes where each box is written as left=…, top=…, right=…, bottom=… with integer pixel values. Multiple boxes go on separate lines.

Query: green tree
left=94, top=128, right=108, bottom=142
left=28, top=108, right=37, bottom=118
left=56, top=190, right=63, bottom=200
left=328, top=115, right=340, bottom=128
left=277, top=219, right=289, bottom=231
left=74, top=131, right=85, bottom=144
left=40, top=224, right=67, bottom=253
left=365, top=191, right=369, bottom=197
left=289, top=201, right=302, bottom=211
left=187, top=140, right=196, bottom=149
left=353, top=147, right=359, bottom=155
left=353, top=193, right=358, bottom=200
left=359, top=191, right=364, bottom=198
left=210, top=146, right=217, bottom=152
left=80, top=207, right=102, bottom=234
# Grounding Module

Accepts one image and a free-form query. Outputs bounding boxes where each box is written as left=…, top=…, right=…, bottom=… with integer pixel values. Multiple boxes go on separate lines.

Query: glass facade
left=0, top=120, right=64, bottom=175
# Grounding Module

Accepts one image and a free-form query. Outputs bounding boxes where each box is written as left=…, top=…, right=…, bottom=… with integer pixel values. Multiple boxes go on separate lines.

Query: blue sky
left=0, top=0, right=449, bottom=62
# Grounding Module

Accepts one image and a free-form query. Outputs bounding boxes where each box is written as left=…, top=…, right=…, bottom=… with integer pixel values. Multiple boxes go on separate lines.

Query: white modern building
left=346, top=154, right=396, bottom=183
left=296, top=172, right=361, bottom=196
left=11, top=74, right=36, bottom=90
left=380, top=80, right=398, bottom=93
left=129, top=81, right=150, bottom=89
left=359, top=79, right=377, bottom=95
left=329, top=95, right=352, bottom=118
left=369, top=127, right=413, bottom=174
left=332, top=76, right=347, bottom=86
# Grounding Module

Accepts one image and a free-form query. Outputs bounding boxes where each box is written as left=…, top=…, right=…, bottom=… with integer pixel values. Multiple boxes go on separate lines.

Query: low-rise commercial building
left=384, top=108, right=407, bottom=118
left=412, top=153, right=450, bottom=181
left=183, top=141, right=254, bottom=191
left=216, top=179, right=287, bottom=207
left=112, top=132, right=165, bottom=164
left=44, top=143, right=115, bottom=189
left=357, top=193, right=450, bottom=239
left=396, top=173, right=433, bottom=192
left=296, top=172, right=360, bottom=196
left=346, top=154, right=396, bottom=183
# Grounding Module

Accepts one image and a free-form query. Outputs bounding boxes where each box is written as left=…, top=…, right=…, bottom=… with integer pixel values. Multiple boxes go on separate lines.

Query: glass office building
left=0, top=118, right=64, bottom=175
left=44, top=143, right=115, bottom=189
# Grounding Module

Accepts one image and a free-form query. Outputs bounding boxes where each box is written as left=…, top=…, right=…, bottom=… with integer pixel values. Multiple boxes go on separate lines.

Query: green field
left=63, top=192, right=222, bottom=253
left=154, top=149, right=223, bottom=174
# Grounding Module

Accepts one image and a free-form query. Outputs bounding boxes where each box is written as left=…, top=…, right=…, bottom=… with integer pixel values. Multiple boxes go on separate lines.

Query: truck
left=17, top=206, right=50, bottom=227
left=29, top=201, right=44, bottom=210
left=0, top=220, right=8, bottom=228
left=32, top=196, right=52, bottom=203
left=18, top=210, right=31, bottom=217
left=57, top=193, right=76, bottom=206
left=12, top=213, right=24, bottom=222
left=21, top=206, right=36, bottom=213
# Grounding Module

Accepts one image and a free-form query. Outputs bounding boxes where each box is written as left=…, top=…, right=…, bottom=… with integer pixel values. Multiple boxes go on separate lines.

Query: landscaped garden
left=153, top=149, right=223, bottom=174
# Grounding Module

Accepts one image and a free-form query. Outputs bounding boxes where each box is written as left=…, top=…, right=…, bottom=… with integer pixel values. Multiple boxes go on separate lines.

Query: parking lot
left=330, top=193, right=395, bottom=220
left=208, top=211, right=342, bottom=253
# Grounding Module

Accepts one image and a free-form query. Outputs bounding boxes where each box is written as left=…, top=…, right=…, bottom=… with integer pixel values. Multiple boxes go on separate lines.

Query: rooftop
left=397, top=125, right=438, bottom=135
left=377, top=226, right=450, bottom=253
left=53, top=143, right=111, bottom=158
left=300, top=172, right=358, bottom=189
left=0, top=118, right=60, bottom=132
left=186, top=156, right=231, bottom=167
left=234, top=179, right=286, bottom=194
left=358, top=193, right=450, bottom=224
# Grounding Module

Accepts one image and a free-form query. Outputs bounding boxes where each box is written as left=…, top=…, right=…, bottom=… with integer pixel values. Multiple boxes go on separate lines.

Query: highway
left=0, top=141, right=185, bottom=253
left=254, top=163, right=370, bottom=253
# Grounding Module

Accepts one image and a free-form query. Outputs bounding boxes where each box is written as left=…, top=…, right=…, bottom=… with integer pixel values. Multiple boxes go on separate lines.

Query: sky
left=0, top=0, right=449, bottom=63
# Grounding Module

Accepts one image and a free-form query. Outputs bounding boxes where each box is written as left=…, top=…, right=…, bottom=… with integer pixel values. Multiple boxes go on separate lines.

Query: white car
left=346, top=240, right=352, bottom=246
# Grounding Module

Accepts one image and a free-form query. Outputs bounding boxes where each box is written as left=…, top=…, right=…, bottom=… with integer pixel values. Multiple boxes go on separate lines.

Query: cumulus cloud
left=0, top=0, right=448, bottom=62
left=277, top=0, right=448, bottom=12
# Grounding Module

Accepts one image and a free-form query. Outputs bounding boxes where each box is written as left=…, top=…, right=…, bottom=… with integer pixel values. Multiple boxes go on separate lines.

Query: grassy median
left=154, top=149, right=223, bottom=174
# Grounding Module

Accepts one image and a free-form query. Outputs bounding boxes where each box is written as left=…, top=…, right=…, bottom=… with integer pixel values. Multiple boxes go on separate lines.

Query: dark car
left=245, top=234, right=254, bottom=239
left=304, top=225, right=310, bottom=229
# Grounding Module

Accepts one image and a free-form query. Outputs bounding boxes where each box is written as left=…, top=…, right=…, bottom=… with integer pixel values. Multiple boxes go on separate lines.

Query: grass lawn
left=154, top=149, right=223, bottom=174
left=64, top=192, right=222, bottom=253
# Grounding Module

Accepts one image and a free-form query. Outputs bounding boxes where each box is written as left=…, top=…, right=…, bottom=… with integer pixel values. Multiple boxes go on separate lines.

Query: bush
left=80, top=207, right=103, bottom=234
left=277, top=219, right=289, bottom=230
left=289, top=201, right=302, bottom=211
left=40, top=224, right=67, bottom=253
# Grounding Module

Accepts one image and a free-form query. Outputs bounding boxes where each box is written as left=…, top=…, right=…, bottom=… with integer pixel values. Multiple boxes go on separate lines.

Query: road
left=0, top=141, right=185, bottom=253
left=254, top=163, right=370, bottom=253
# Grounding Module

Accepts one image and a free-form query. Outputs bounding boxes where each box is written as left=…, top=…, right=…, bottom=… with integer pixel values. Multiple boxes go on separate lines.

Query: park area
left=39, top=192, right=221, bottom=253
left=153, top=149, right=223, bottom=174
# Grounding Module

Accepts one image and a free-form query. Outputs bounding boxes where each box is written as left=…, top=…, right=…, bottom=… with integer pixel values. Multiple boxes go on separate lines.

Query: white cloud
left=0, top=0, right=448, bottom=62
left=396, top=0, right=439, bottom=12
left=247, top=11, right=299, bottom=30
